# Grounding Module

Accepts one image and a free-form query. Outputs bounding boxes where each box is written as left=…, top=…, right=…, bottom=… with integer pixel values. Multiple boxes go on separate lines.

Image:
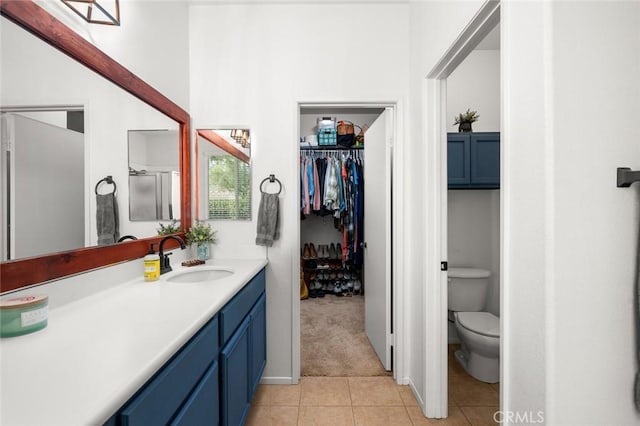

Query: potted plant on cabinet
left=156, top=219, right=181, bottom=235
left=186, top=220, right=217, bottom=261
left=454, top=109, right=479, bottom=132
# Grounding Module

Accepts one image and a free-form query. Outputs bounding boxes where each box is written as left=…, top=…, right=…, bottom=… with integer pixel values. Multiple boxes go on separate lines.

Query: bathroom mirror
left=128, top=130, right=181, bottom=221
left=0, top=1, right=191, bottom=292
left=195, top=129, right=251, bottom=221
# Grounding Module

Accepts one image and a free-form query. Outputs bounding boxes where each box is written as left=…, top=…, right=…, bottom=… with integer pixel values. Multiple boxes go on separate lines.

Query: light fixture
left=230, top=129, right=251, bottom=149
left=61, top=0, right=121, bottom=26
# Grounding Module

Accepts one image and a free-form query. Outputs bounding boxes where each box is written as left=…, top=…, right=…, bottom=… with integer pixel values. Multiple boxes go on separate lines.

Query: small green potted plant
left=453, top=109, right=479, bottom=132
left=157, top=219, right=181, bottom=236
left=185, top=220, right=217, bottom=261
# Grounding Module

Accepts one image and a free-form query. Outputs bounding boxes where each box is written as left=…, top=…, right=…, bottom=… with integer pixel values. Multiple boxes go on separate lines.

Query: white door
left=3, top=113, right=84, bottom=260
left=363, top=108, right=393, bottom=370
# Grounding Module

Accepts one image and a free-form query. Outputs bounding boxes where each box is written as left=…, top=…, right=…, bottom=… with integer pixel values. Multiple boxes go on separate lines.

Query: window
left=208, top=155, right=251, bottom=220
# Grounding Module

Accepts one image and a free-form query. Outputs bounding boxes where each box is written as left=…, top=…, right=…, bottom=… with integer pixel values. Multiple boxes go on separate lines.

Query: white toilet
left=448, top=267, right=500, bottom=383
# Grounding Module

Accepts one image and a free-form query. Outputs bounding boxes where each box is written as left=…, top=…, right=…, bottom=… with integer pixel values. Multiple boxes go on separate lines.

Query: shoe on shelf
left=336, top=243, right=343, bottom=260
left=329, top=243, right=337, bottom=259
left=353, top=280, right=362, bottom=295
left=302, top=244, right=310, bottom=259
left=309, top=243, right=318, bottom=259
left=333, top=282, right=343, bottom=296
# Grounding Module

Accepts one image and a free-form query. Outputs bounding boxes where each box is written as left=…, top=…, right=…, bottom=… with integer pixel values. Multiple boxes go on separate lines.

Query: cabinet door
left=470, top=133, right=500, bottom=187
left=249, top=294, right=267, bottom=397
left=447, top=133, right=470, bottom=186
left=220, top=316, right=251, bottom=426
left=120, top=317, right=219, bottom=426
left=170, top=361, right=219, bottom=426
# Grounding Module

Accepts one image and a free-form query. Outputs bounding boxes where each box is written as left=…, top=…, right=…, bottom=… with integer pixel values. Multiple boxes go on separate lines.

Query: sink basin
left=166, top=266, right=234, bottom=283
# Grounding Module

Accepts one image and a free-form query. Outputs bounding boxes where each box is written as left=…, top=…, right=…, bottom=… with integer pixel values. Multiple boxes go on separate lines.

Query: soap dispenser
left=144, top=243, right=160, bottom=282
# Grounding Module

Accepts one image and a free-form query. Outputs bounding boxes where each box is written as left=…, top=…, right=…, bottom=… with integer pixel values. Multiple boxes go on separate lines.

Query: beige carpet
left=301, top=295, right=390, bottom=377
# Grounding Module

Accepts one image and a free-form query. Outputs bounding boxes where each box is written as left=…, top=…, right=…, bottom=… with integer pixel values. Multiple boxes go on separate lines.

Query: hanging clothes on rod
left=300, top=149, right=365, bottom=266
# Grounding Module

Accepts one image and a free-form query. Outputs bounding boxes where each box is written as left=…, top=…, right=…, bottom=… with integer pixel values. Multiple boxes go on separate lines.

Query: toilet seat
left=456, top=312, right=499, bottom=338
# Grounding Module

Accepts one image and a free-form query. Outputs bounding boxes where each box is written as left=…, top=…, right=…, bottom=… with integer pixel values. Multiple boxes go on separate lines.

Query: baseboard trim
left=408, top=378, right=427, bottom=417
left=260, top=376, right=295, bottom=385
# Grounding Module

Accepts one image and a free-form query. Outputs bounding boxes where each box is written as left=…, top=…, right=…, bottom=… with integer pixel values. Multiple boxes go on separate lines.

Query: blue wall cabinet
left=108, top=268, right=266, bottom=426
left=447, top=132, right=500, bottom=189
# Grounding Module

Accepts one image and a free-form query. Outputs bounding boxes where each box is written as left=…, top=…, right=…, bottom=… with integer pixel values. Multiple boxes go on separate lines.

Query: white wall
left=37, top=0, right=190, bottom=110
left=502, top=1, right=640, bottom=423
left=0, top=1, right=190, bottom=307
left=447, top=49, right=501, bottom=317
left=447, top=50, right=500, bottom=133
left=546, top=2, right=640, bottom=423
left=189, top=2, right=409, bottom=382
left=1, top=19, right=179, bottom=246
left=408, top=0, right=486, bottom=411
left=420, top=1, right=640, bottom=422
left=448, top=190, right=500, bottom=316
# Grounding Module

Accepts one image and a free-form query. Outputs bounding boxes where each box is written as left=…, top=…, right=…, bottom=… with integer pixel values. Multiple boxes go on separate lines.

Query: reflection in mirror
left=128, top=130, right=180, bottom=221
left=196, top=129, right=251, bottom=221
left=0, top=0, right=191, bottom=292
left=1, top=108, right=85, bottom=260
left=1, top=14, right=181, bottom=260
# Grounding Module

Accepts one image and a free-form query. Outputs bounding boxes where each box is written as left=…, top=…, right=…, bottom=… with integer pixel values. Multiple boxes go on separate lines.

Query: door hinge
left=441, top=261, right=448, bottom=271
left=1, top=138, right=12, bottom=152
left=388, top=333, right=395, bottom=347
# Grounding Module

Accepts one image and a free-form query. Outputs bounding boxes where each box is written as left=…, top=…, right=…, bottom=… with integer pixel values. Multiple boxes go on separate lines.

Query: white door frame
left=291, top=100, right=405, bottom=384
left=423, top=1, right=501, bottom=417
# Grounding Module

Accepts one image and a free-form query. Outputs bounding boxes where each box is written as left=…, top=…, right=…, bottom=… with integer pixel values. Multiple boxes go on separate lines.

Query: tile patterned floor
left=247, top=346, right=499, bottom=425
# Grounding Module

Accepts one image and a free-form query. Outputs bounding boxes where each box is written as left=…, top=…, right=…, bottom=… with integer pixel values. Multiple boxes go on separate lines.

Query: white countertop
left=0, top=258, right=268, bottom=426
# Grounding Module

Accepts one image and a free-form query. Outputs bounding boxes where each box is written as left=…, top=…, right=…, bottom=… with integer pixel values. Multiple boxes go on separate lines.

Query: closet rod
left=300, top=146, right=364, bottom=151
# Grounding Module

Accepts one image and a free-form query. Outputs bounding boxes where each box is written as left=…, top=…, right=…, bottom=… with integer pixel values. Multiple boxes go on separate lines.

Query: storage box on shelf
left=318, top=128, right=337, bottom=146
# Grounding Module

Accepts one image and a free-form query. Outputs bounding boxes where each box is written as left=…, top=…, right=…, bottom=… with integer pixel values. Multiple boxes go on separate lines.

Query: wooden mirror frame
left=0, top=0, right=191, bottom=293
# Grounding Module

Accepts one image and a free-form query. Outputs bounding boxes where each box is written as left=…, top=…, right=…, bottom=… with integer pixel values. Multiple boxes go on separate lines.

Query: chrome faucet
left=158, top=235, right=186, bottom=274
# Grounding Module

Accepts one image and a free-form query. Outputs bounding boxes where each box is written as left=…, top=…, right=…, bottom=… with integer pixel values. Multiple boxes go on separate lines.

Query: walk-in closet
left=298, top=106, right=393, bottom=377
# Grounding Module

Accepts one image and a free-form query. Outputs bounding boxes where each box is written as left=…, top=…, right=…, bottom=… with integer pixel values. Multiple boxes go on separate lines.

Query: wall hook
left=617, top=167, right=640, bottom=188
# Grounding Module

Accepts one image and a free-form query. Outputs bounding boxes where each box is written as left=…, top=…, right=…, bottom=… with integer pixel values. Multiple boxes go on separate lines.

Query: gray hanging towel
left=96, top=193, right=119, bottom=245
left=635, top=206, right=640, bottom=411
left=256, top=192, right=280, bottom=247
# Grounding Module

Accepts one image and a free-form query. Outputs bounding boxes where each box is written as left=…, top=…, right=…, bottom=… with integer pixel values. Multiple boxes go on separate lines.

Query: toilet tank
left=448, top=267, right=491, bottom=312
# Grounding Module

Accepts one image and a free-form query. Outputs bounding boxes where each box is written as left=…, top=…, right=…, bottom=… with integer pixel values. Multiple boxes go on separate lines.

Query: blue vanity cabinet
left=118, top=315, right=220, bottom=426
left=219, top=269, right=266, bottom=426
left=448, top=132, right=500, bottom=189
left=249, top=293, right=267, bottom=397
left=107, top=267, right=267, bottom=426
left=220, top=317, right=251, bottom=426
left=170, top=360, right=219, bottom=426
